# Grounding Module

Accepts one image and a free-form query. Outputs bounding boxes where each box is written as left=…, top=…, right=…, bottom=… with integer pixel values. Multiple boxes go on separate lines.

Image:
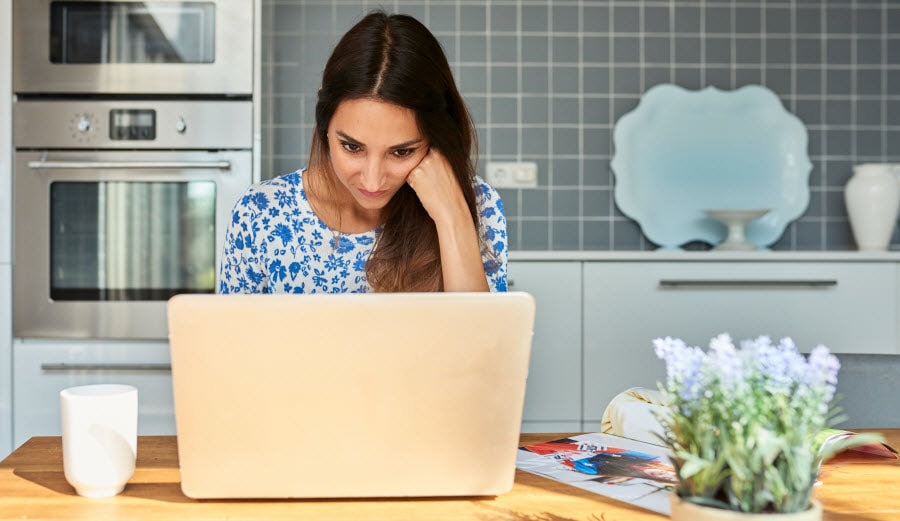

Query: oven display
left=109, top=109, right=156, bottom=141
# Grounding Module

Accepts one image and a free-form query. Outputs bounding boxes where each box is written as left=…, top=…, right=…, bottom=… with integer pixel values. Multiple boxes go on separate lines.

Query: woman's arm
left=406, top=149, right=490, bottom=292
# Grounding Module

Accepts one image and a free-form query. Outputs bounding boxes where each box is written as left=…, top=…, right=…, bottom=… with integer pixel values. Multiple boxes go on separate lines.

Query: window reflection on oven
left=50, top=181, right=217, bottom=301
left=50, top=2, right=216, bottom=64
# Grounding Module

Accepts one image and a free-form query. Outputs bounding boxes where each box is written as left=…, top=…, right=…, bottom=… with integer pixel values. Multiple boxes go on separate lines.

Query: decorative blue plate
left=610, top=84, right=811, bottom=249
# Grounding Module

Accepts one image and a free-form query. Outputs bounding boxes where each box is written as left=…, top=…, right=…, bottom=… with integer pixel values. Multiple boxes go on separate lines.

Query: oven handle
left=27, top=160, right=232, bottom=170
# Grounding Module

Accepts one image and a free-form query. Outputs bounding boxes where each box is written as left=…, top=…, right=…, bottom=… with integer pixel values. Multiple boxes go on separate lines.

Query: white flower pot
left=844, top=163, right=900, bottom=251
left=670, top=496, right=823, bottom=521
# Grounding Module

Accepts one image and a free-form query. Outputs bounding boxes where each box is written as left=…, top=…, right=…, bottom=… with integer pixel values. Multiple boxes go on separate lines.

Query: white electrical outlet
left=485, top=161, right=538, bottom=188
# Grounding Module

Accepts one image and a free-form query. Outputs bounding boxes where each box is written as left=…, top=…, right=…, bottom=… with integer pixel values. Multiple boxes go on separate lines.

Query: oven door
left=13, top=0, right=253, bottom=95
left=13, top=150, right=250, bottom=339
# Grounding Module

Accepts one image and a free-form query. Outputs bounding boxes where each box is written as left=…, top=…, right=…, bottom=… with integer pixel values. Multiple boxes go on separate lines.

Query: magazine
left=516, top=433, right=676, bottom=515
left=816, top=428, right=898, bottom=459
left=521, top=389, right=898, bottom=515
left=516, top=429, right=897, bottom=516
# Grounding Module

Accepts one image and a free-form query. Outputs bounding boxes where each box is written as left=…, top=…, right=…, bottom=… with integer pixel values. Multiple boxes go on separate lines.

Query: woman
left=219, top=11, right=507, bottom=294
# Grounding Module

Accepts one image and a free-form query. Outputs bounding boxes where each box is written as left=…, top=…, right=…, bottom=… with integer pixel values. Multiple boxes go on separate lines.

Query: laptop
left=167, top=291, right=535, bottom=499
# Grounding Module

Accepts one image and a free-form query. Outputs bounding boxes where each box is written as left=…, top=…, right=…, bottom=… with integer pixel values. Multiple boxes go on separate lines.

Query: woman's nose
left=360, top=158, right=385, bottom=190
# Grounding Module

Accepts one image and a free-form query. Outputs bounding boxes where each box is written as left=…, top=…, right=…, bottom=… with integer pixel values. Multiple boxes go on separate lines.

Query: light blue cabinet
left=508, top=261, right=582, bottom=432
left=582, top=260, right=899, bottom=427
left=0, top=265, right=11, bottom=458
left=12, top=339, right=176, bottom=450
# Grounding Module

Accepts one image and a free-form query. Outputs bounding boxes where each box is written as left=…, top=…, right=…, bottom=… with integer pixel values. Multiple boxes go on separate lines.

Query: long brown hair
left=308, top=11, right=480, bottom=292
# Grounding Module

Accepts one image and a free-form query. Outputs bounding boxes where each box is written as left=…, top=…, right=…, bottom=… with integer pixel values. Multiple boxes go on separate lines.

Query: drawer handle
left=41, top=363, right=171, bottom=372
left=658, top=279, right=838, bottom=288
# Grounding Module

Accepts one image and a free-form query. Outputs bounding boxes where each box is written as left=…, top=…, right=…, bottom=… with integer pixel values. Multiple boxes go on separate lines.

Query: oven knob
left=175, top=117, right=187, bottom=133
left=76, top=116, right=91, bottom=133
left=70, top=113, right=96, bottom=143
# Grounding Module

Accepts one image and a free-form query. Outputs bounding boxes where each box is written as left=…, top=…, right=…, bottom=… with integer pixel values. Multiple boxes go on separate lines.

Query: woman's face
left=326, top=98, right=428, bottom=215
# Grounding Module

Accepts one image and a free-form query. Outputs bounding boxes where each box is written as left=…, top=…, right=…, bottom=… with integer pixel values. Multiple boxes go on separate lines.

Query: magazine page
left=516, top=433, right=676, bottom=515
left=816, top=428, right=898, bottom=459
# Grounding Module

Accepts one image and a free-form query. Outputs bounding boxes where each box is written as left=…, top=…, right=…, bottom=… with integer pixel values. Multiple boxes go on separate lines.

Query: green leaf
left=677, top=454, right=709, bottom=479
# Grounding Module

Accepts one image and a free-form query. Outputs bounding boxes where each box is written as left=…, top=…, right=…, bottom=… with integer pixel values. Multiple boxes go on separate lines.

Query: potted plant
left=653, top=334, right=883, bottom=520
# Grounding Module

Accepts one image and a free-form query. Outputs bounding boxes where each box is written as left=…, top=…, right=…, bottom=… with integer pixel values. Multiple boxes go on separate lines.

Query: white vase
left=670, top=496, right=823, bottom=521
left=844, top=163, right=900, bottom=251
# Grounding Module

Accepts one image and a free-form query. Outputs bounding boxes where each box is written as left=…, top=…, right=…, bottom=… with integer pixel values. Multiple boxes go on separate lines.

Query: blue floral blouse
left=218, top=168, right=508, bottom=294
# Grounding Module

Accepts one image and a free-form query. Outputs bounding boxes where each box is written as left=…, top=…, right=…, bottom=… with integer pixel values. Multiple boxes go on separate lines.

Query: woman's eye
left=393, top=148, right=415, bottom=158
left=340, top=141, right=361, bottom=153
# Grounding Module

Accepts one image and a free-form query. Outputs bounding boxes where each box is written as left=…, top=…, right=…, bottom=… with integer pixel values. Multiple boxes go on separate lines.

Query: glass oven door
left=13, top=150, right=250, bottom=339
left=13, top=0, right=253, bottom=95
left=49, top=180, right=217, bottom=302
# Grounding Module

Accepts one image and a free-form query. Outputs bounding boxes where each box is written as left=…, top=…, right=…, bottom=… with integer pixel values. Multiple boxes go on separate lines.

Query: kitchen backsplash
left=261, top=0, right=900, bottom=251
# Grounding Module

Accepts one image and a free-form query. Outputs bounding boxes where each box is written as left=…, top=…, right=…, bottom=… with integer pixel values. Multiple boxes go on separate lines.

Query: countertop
left=0, top=432, right=897, bottom=520
left=510, top=250, right=900, bottom=262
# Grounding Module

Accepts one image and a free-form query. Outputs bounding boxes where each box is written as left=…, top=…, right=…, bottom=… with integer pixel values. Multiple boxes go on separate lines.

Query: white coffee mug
left=60, top=384, right=138, bottom=498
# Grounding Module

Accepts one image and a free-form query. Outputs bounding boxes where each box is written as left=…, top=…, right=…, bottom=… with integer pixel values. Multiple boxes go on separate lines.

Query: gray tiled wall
left=261, top=0, right=900, bottom=251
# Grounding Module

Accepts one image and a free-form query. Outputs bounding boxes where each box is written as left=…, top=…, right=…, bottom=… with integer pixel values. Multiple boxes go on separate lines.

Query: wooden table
left=1, top=432, right=897, bottom=520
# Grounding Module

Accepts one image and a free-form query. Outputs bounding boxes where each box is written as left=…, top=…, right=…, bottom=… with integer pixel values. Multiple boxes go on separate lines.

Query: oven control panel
left=14, top=100, right=252, bottom=149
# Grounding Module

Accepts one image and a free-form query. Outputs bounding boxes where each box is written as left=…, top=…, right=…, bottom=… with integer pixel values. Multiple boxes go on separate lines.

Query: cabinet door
left=582, top=261, right=898, bottom=426
left=13, top=339, right=175, bottom=449
left=509, top=261, right=582, bottom=432
left=0, top=265, right=11, bottom=458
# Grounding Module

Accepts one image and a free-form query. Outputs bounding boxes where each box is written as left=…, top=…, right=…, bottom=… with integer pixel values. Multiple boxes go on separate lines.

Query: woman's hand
left=405, top=148, right=469, bottom=224
left=405, top=149, right=490, bottom=292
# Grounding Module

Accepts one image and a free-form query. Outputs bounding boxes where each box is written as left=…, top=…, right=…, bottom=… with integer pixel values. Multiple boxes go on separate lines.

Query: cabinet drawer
left=582, top=261, right=897, bottom=424
left=13, top=339, right=175, bottom=449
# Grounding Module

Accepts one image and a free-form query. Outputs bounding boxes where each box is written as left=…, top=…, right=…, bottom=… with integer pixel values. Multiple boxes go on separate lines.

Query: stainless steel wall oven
left=12, top=1, right=258, bottom=340
left=13, top=1, right=252, bottom=96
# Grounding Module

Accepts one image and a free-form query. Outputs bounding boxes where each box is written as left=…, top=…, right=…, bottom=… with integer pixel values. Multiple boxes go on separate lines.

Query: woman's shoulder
left=255, top=168, right=306, bottom=192
left=474, top=174, right=498, bottom=198
left=233, top=168, right=307, bottom=209
left=473, top=175, right=505, bottom=219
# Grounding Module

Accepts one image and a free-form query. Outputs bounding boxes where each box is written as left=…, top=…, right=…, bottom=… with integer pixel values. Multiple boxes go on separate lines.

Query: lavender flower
left=805, top=344, right=841, bottom=412
left=707, top=333, right=746, bottom=393
left=653, top=334, right=847, bottom=514
left=653, top=337, right=705, bottom=402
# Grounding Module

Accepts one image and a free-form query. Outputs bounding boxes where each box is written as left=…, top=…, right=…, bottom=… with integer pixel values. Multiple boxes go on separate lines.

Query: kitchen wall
left=261, top=0, right=900, bottom=252
left=260, top=0, right=900, bottom=429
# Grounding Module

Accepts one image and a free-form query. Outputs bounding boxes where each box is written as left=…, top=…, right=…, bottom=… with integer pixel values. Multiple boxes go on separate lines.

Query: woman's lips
left=359, top=188, right=387, bottom=198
